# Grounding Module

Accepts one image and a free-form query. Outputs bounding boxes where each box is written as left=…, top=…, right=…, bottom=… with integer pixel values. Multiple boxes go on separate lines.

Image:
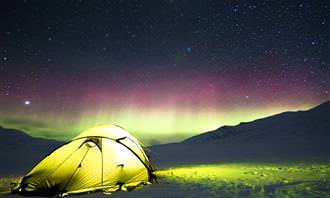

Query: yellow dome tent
left=12, top=125, right=155, bottom=196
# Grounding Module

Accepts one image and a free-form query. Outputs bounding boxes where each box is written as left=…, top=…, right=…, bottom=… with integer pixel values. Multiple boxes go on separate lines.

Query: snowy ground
left=1, top=162, right=329, bottom=197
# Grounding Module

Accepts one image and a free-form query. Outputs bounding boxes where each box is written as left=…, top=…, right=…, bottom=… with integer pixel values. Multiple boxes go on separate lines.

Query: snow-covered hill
left=0, top=127, right=62, bottom=176
left=150, top=101, right=330, bottom=167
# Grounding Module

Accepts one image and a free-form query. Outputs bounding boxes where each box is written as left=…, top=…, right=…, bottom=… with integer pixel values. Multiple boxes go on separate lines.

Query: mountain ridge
left=0, top=126, right=62, bottom=176
left=150, top=100, right=330, bottom=167
left=182, top=100, right=330, bottom=144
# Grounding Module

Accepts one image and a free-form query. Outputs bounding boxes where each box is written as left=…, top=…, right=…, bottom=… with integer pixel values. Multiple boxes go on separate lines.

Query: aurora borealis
left=0, top=1, right=329, bottom=144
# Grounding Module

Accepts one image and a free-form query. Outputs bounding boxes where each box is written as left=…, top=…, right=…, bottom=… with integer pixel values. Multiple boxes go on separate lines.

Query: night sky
left=0, top=0, right=329, bottom=144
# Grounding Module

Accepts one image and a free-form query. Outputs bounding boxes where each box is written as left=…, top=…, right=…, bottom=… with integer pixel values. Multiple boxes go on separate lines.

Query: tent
left=12, top=125, right=155, bottom=196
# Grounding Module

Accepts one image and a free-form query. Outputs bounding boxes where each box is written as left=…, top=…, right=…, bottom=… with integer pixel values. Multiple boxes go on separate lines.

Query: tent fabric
left=12, top=125, right=154, bottom=196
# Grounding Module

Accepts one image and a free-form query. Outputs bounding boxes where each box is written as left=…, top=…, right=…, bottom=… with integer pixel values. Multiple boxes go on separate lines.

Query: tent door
left=64, top=138, right=103, bottom=192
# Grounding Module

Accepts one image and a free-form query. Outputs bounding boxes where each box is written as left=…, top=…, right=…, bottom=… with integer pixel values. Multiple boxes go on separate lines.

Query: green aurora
left=0, top=101, right=318, bottom=145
